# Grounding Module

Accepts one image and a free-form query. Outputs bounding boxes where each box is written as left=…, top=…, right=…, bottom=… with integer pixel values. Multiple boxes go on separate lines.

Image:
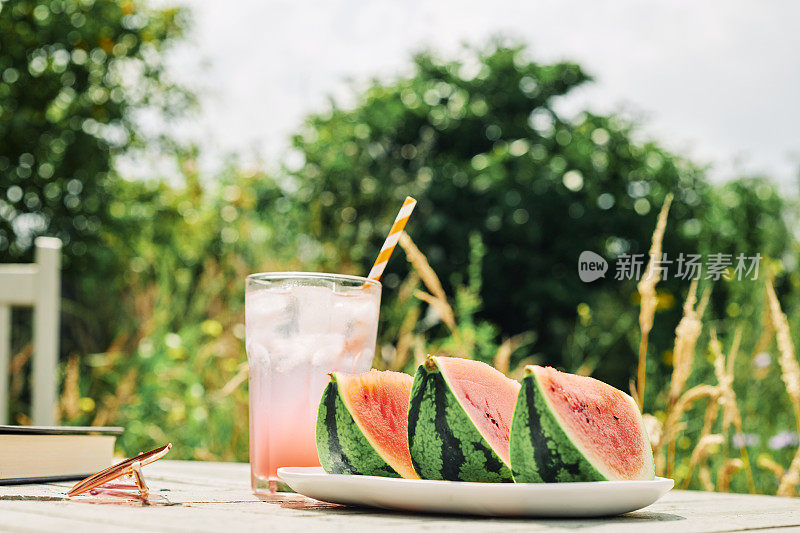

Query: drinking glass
left=245, top=272, right=381, bottom=494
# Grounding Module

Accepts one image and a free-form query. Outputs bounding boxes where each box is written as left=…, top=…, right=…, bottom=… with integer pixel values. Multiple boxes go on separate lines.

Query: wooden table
left=1, top=460, right=798, bottom=532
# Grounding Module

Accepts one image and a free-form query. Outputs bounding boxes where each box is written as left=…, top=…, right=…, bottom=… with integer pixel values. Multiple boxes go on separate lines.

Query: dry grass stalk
left=216, top=361, right=249, bottom=399
left=574, top=362, right=595, bottom=377
left=92, top=368, right=138, bottom=427
left=636, top=193, right=674, bottom=409
left=667, top=281, right=710, bottom=407
left=392, top=306, right=422, bottom=371
left=697, top=399, right=721, bottom=453
left=764, top=279, right=800, bottom=496
left=698, top=465, right=714, bottom=492
left=667, top=385, right=720, bottom=479
left=493, top=332, right=536, bottom=374
left=8, top=343, right=32, bottom=401
left=670, top=389, right=725, bottom=490
left=193, top=448, right=219, bottom=461
left=758, top=455, right=786, bottom=479
left=752, top=287, right=776, bottom=359
left=682, top=433, right=724, bottom=489
left=98, top=332, right=130, bottom=369
left=707, top=331, right=755, bottom=492
left=397, top=270, right=421, bottom=304
left=778, top=455, right=800, bottom=497
left=666, top=436, right=678, bottom=480
left=413, top=290, right=458, bottom=334
left=413, top=337, right=426, bottom=367
left=399, top=232, right=464, bottom=351
left=399, top=232, right=448, bottom=303
left=765, top=280, right=800, bottom=420
left=372, top=348, right=389, bottom=371
left=710, top=330, right=737, bottom=433
left=642, top=413, right=664, bottom=472
left=642, top=414, right=662, bottom=444
left=59, top=354, right=81, bottom=421
left=668, top=384, right=720, bottom=427
left=132, top=283, right=158, bottom=341
left=660, top=384, right=719, bottom=462
left=717, top=459, right=744, bottom=492
left=726, top=327, right=742, bottom=379
left=654, top=280, right=709, bottom=478
left=9, top=343, right=32, bottom=375
left=386, top=271, right=422, bottom=370
left=508, top=356, right=538, bottom=381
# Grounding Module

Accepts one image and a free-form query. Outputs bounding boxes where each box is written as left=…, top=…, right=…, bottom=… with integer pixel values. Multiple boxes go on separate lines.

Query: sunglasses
left=67, top=443, right=172, bottom=502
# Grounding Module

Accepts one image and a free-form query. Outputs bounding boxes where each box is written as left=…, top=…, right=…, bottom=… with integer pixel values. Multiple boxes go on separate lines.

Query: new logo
left=578, top=251, right=608, bottom=283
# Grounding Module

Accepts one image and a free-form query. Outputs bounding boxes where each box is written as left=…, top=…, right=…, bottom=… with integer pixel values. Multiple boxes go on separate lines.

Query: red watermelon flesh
left=534, top=366, right=654, bottom=480
left=336, top=370, right=419, bottom=479
left=435, top=357, right=521, bottom=465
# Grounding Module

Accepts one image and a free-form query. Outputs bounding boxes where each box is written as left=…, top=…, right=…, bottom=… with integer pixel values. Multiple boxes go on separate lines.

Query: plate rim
left=277, top=466, right=675, bottom=517
left=278, top=466, right=675, bottom=490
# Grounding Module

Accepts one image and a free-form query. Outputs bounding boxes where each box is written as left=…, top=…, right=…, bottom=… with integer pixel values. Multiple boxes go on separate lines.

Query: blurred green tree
left=288, top=42, right=792, bottom=387
left=0, top=0, right=193, bottom=355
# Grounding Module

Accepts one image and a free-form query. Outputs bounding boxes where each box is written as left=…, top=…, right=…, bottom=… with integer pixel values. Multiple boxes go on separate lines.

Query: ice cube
left=267, top=335, right=313, bottom=374
left=292, top=285, right=334, bottom=335
left=246, top=288, right=293, bottom=340
left=331, top=292, right=379, bottom=349
left=351, top=348, right=375, bottom=373
left=310, top=334, right=346, bottom=368
left=245, top=340, right=271, bottom=366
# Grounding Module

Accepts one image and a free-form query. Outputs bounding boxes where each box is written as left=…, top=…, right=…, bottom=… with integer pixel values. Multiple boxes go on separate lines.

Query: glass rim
left=246, top=271, right=381, bottom=289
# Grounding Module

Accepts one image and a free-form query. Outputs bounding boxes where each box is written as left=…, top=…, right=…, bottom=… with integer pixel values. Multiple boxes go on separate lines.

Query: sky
left=161, top=0, right=800, bottom=190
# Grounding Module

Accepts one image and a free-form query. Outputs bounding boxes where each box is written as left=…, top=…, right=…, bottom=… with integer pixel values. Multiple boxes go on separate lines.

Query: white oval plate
left=277, top=467, right=673, bottom=517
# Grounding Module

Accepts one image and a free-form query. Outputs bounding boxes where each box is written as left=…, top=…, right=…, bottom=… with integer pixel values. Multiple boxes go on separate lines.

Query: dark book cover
left=0, top=425, right=123, bottom=436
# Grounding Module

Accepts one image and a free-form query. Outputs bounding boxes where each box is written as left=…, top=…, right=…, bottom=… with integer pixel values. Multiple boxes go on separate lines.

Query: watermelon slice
left=408, top=356, right=521, bottom=482
left=510, top=365, right=655, bottom=483
left=316, top=370, right=418, bottom=479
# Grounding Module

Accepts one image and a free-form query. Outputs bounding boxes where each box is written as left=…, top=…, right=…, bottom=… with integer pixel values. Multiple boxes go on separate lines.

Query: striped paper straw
left=367, top=196, right=417, bottom=281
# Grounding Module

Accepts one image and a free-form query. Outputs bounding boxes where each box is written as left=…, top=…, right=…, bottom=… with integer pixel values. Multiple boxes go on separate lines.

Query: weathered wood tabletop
left=0, top=460, right=798, bottom=532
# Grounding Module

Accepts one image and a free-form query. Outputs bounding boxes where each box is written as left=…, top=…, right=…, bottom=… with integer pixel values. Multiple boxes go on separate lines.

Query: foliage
left=288, top=42, right=793, bottom=389
left=56, top=160, right=295, bottom=459
left=0, top=0, right=193, bottom=359
left=634, top=201, right=800, bottom=496
left=392, top=214, right=800, bottom=496
left=2, top=8, right=799, bottom=499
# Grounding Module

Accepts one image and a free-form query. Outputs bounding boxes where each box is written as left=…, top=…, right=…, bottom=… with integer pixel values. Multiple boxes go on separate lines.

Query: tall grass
left=7, top=174, right=795, bottom=496
left=390, top=198, right=800, bottom=496
left=636, top=193, right=673, bottom=409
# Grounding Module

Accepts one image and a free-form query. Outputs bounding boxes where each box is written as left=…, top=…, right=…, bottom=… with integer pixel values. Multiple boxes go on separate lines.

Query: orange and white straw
left=367, top=196, right=417, bottom=281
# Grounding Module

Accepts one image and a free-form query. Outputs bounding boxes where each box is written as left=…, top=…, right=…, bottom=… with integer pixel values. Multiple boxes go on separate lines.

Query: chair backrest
left=0, top=237, right=61, bottom=425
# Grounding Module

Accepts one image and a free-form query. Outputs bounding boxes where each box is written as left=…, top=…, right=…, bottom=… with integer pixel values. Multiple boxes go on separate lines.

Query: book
left=0, top=425, right=123, bottom=484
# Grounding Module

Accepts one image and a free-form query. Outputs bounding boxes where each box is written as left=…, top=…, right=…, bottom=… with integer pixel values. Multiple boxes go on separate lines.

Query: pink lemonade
left=245, top=273, right=381, bottom=494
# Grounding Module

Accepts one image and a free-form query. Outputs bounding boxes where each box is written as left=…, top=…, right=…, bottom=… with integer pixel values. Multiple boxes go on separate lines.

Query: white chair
left=0, top=237, right=61, bottom=426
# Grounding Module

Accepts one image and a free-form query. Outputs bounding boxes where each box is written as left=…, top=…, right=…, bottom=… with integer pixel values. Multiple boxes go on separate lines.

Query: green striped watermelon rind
left=407, top=359, right=514, bottom=483
left=510, top=369, right=612, bottom=483
left=316, top=375, right=401, bottom=478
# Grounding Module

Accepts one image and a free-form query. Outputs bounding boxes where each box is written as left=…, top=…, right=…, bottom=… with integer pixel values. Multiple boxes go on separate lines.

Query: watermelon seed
left=595, top=406, right=600, bottom=413
left=613, top=415, right=619, bottom=421
left=585, top=416, right=590, bottom=423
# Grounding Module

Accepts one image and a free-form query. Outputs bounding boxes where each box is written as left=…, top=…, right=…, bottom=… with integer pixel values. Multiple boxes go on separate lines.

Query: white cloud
left=158, top=0, right=800, bottom=189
